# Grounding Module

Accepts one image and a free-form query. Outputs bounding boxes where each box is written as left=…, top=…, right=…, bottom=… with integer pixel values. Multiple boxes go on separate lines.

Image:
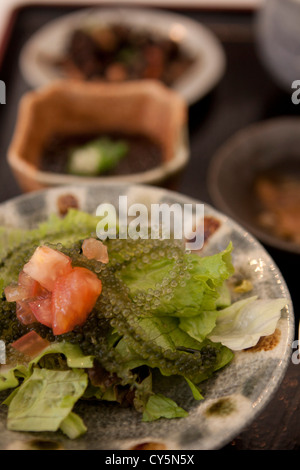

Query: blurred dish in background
left=207, top=117, right=300, bottom=254
left=51, top=22, right=194, bottom=87
left=255, top=0, right=300, bottom=91
left=7, top=80, right=189, bottom=192
left=254, top=166, right=300, bottom=246
left=19, top=7, right=226, bottom=105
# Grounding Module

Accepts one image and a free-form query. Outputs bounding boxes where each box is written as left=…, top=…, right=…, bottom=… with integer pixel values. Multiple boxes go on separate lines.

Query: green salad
left=0, top=209, right=286, bottom=439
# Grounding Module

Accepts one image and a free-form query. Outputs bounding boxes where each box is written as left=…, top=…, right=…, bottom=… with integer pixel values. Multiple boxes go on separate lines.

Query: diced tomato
left=82, top=238, right=109, bottom=264
left=11, top=331, right=50, bottom=358
left=29, top=293, right=53, bottom=328
left=18, top=270, right=47, bottom=298
left=4, top=284, right=29, bottom=302
left=16, top=300, right=37, bottom=325
left=4, top=272, right=47, bottom=304
left=23, top=246, right=72, bottom=291
left=52, top=267, right=102, bottom=335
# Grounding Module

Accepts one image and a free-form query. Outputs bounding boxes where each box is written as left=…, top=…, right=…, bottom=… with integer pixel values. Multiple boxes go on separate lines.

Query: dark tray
left=0, top=3, right=299, bottom=451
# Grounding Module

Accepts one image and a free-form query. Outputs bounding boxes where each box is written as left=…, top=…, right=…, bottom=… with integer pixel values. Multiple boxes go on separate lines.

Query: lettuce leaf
left=0, top=342, right=94, bottom=393
left=208, top=296, right=287, bottom=350
left=0, top=365, right=29, bottom=392
left=185, top=377, right=204, bottom=400
left=215, top=283, right=231, bottom=309
left=119, top=243, right=234, bottom=317
left=59, top=411, right=87, bottom=439
left=6, top=368, right=88, bottom=432
left=106, top=243, right=235, bottom=390
left=142, top=393, right=188, bottom=422
left=30, top=342, right=95, bottom=369
left=179, top=311, right=219, bottom=343
left=114, top=316, right=234, bottom=386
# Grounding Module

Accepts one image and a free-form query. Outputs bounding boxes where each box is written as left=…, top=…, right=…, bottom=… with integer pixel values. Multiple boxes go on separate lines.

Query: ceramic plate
left=0, top=183, right=294, bottom=450
left=19, top=7, right=226, bottom=105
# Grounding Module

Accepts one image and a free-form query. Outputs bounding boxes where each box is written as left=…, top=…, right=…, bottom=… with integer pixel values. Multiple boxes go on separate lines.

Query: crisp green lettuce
left=114, top=316, right=234, bottom=385
left=215, top=283, right=231, bottom=309
left=208, top=296, right=287, bottom=350
left=179, top=311, right=219, bottom=343
left=107, top=243, right=235, bottom=390
left=5, top=368, right=88, bottom=433
left=30, top=342, right=95, bottom=369
left=0, top=365, right=28, bottom=392
left=130, top=316, right=207, bottom=352
left=119, top=243, right=234, bottom=317
left=0, top=342, right=94, bottom=393
left=185, top=378, right=204, bottom=400
left=59, top=411, right=87, bottom=439
left=142, top=393, right=188, bottom=422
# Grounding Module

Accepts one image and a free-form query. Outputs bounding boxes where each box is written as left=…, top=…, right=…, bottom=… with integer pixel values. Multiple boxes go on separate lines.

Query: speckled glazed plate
left=0, top=184, right=294, bottom=450
left=19, top=7, right=225, bottom=105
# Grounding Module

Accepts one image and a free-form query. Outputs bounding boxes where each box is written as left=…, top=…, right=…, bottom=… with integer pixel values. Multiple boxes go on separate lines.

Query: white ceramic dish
left=0, top=183, right=294, bottom=450
left=19, top=7, right=226, bottom=105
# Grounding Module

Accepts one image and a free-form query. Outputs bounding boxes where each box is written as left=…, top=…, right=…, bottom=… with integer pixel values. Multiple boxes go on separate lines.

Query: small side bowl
left=207, top=117, right=300, bottom=255
left=255, top=0, right=300, bottom=91
left=7, top=80, right=189, bottom=192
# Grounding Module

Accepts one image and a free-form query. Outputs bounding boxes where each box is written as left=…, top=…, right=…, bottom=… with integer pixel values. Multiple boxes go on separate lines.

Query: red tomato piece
left=11, top=331, right=50, bottom=358
left=16, top=301, right=37, bottom=325
left=4, top=272, right=47, bottom=304
left=29, top=293, right=53, bottom=328
left=4, top=284, right=29, bottom=302
left=18, top=270, right=47, bottom=298
left=52, top=267, right=102, bottom=335
left=23, top=246, right=72, bottom=291
left=82, top=238, right=109, bottom=264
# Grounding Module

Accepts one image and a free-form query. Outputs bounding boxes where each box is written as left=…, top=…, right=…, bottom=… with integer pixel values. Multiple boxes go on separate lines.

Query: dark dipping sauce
left=40, top=133, right=163, bottom=176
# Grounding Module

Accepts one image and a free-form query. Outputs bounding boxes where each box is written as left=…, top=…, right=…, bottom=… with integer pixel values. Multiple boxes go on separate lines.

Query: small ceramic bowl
left=256, top=0, right=300, bottom=91
left=207, top=117, right=300, bottom=255
left=7, top=80, right=189, bottom=192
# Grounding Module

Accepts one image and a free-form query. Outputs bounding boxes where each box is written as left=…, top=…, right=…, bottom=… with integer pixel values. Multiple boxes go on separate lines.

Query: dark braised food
left=54, top=25, right=195, bottom=85
left=40, top=133, right=163, bottom=176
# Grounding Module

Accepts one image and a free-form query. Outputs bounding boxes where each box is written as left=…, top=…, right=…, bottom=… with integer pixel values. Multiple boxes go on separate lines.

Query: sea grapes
left=0, top=236, right=231, bottom=390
